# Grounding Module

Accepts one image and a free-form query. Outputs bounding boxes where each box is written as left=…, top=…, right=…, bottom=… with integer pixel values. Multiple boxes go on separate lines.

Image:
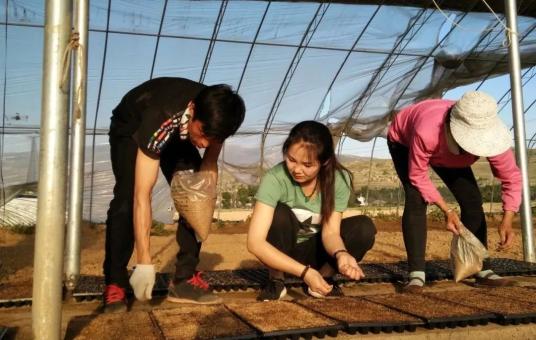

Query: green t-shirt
left=255, top=162, right=352, bottom=242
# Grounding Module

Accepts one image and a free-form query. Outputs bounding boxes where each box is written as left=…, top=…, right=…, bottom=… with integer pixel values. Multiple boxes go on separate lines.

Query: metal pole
left=65, top=0, right=89, bottom=297
left=504, top=0, right=535, bottom=262
left=32, top=0, right=72, bottom=338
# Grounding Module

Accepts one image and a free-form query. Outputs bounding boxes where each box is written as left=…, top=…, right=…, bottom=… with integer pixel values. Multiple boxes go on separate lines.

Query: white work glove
left=129, top=264, right=155, bottom=301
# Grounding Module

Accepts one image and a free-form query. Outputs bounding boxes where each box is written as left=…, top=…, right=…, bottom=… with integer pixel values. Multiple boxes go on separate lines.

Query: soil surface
left=0, top=215, right=531, bottom=289
left=1, top=214, right=536, bottom=339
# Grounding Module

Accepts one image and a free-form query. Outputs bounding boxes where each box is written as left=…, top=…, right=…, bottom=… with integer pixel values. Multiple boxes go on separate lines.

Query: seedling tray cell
left=425, top=260, right=453, bottom=281
left=73, top=275, right=105, bottom=295
left=374, top=262, right=409, bottom=281
left=483, top=286, right=536, bottom=304
left=426, top=289, right=536, bottom=325
left=0, top=297, right=32, bottom=308
left=296, top=296, right=423, bottom=334
left=152, top=305, right=257, bottom=340
left=486, top=258, right=536, bottom=276
left=365, top=292, right=494, bottom=329
left=203, top=269, right=268, bottom=291
left=226, top=300, right=342, bottom=338
left=359, top=263, right=397, bottom=283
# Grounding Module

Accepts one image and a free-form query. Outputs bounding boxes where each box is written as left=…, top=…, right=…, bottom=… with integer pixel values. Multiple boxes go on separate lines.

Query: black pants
left=266, top=203, right=376, bottom=271
left=387, top=140, right=487, bottom=272
left=104, top=133, right=203, bottom=288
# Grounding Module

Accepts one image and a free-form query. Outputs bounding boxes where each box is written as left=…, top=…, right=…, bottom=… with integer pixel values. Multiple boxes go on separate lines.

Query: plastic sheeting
left=1, top=0, right=535, bottom=224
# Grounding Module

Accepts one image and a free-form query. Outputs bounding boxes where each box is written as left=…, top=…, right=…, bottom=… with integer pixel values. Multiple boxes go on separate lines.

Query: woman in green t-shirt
left=248, top=121, right=376, bottom=300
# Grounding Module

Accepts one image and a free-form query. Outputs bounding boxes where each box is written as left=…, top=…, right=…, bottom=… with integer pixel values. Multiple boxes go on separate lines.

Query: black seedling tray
left=427, top=290, right=536, bottom=326
left=296, top=297, right=424, bottom=335
left=365, top=293, right=495, bottom=330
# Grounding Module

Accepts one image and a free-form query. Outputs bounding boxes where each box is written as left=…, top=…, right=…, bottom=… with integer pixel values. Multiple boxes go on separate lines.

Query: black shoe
left=167, top=272, right=222, bottom=304
left=257, top=278, right=287, bottom=301
left=401, top=277, right=425, bottom=294
left=474, top=273, right=515, bottom=287
left=102, top=284, right=128, bottom=313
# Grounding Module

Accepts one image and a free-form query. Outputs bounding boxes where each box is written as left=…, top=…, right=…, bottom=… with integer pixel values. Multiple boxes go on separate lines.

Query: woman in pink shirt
left=387, top=91, right=521, bottom=292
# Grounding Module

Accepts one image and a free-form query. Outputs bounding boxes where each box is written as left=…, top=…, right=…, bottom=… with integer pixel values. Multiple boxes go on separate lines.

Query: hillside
left=219, top=149, right=536, bottom=191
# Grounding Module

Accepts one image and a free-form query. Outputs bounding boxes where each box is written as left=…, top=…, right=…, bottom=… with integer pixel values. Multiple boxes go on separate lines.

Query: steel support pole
left=504, top=0, right=535, bottom=262
left=65, top=0, right=89, bottom=295
left=32, top=0, right=72, bottom=338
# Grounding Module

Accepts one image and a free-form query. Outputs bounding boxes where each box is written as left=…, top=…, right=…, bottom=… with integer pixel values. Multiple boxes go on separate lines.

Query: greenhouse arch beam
left=313, top=3, right=382, bottom=120
left=259, top=2, right=330, bottom=172
left=237, top=1, right=271, bottom=92
left=279, top=0, right=536, bottom=18
left=199, top=0, right=228, bottom=84
left=336, top=1, right=439, bottom=151
left=149, top=0, right=169, bottom=79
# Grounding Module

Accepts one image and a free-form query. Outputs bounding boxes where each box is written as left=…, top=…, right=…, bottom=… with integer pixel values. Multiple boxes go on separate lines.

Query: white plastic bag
left=450, top=223, right=489, bottom=282
left=170, top=171, right=216, bottom=241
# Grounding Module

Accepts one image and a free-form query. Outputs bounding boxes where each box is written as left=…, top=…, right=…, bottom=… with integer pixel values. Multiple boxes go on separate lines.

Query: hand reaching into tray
left=336, top=252, right=365, bottom=280
left=303, top=267, right=332, bottom=297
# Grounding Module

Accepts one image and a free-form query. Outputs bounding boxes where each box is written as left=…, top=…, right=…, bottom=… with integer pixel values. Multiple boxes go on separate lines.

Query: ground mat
left=2, top=258, right=535, bottom=306
left=364, top=292, right=494, bottom=328
left=426, top=288, right=536, bottom=325
left=64, top=311, right=161, bottom=340
left=151, top=305, right=257, bottom=340
left=226, top=300, right=342, bottom=338
left=296, top=296, right=424, bottom=334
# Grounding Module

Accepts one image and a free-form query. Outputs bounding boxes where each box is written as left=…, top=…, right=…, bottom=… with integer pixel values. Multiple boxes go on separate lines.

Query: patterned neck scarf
left=146, top=107, right=192, bottom=155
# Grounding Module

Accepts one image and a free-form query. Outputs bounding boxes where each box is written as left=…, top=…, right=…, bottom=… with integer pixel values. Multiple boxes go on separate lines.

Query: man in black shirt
left=103, top=77, right=245, bottom=312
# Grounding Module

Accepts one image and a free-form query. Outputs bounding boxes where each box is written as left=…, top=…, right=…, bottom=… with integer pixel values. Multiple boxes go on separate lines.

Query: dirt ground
left=0, top=214, right=532, bottom=291
left=1, top=214, right=536, bottom=339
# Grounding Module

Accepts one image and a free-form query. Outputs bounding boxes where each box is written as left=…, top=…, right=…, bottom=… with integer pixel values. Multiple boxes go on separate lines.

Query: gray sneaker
left=167, top=272, right=222, bottom=304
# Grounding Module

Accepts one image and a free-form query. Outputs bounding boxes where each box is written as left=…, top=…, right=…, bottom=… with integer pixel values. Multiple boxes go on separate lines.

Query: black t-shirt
left=110, top=77, right=206, bottom=159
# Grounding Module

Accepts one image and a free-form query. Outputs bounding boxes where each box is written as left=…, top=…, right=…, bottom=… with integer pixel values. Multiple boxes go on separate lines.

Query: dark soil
left=225, top=300, right=340, bottom=333
left=365, top=292, right=489, bottom=321
left=0, top=278, right=32, bottom=300
left=483, top=286, right=536, bottom=304
left=65, top=311, right=160, bottom=340
left=297, top=297, right=422, bottom=325
left=427, top=290, right=536, bottom=316
left=152, top=305, right=255, bottom=340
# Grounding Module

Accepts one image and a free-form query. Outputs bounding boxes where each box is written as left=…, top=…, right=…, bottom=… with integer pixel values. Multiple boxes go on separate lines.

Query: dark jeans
left=387, top=140, right=487, bottom=272
left=266, top=203, right=376, bottom=272
left=104, top=133, right=203, bottom=288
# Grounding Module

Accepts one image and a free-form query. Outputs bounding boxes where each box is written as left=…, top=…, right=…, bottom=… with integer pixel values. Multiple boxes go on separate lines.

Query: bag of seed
left=450, top=223, right=489, bottom=282
left=170, top=170, right=216, bottom=241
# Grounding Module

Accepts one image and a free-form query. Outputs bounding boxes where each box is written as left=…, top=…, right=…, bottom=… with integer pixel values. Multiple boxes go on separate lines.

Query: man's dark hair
left=193, top=84, right=245, bottom=143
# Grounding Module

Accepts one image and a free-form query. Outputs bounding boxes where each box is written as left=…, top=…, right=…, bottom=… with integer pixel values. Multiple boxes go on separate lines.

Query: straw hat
left=448, top=91, right=512, bottom=157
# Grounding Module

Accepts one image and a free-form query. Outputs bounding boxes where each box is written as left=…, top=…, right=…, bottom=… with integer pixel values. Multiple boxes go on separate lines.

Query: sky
left=1, top=0, right=535, bottom=161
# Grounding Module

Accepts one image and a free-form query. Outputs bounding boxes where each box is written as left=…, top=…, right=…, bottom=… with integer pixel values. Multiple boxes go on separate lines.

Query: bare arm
left=321, top=211, right=345, bottom=255
left=248, top=202, right=332, bottom=294
left=498, top=210, right=515, bottom=250
left=247, top=202, right=306, bottom=277
left=133, top=148, right=160, bottom=264
left=322, top=211, right=364, bottom=280
left=200, top=143, right=222, bottom=180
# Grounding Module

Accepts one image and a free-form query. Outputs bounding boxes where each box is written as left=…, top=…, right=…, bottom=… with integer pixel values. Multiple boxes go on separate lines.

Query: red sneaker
left=103, top=284, right=127, bottom=313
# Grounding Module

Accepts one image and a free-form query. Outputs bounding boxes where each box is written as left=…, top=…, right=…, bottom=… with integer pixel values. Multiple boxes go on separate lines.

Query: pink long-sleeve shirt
left=388, top=99, right=521, bottom=212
